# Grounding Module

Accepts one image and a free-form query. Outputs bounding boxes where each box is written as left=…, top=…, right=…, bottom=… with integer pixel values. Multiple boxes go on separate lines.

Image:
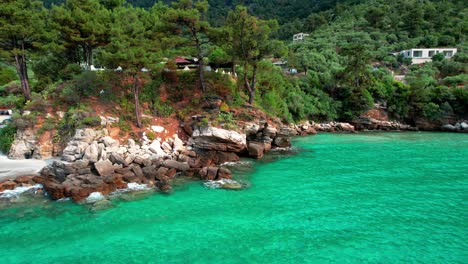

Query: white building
left=397, top=48, right=457, bottom=64
left=293, top=33, right=309, bottom=41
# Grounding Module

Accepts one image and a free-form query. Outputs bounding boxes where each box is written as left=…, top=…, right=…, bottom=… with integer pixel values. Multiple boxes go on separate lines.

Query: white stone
left=151, top=126, right=165, bottom=133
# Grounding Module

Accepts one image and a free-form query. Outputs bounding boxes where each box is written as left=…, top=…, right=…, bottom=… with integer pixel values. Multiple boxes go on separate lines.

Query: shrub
left=217, top=112, right=237, bottom=129
left=146, top=131, right=156, bottom=141
left=114, top=120, right=132, bottom=133
left=153, top=101, right=174, bottom=117
left=0, top=121, right=16, bottom=154
left=81, top=116, right=102, bottom=127
left=0, top=65, right=17, bottom=86
left=11, top=112, right=37, bottom=130
left=24, top=92, right=49, bottom=112
left=38, top=117, right=56, bottom=136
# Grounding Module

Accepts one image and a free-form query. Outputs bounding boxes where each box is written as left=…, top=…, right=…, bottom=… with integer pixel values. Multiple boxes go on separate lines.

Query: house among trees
left=396, top=48, right=458, bottom=64
left=175, top=57, right=198, bottom=69
left=293, top=33, right=309, bottom=41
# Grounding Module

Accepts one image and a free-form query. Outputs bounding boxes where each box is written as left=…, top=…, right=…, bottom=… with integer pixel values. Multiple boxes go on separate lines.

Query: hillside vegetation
left=0, top=0, right=467, bottom=152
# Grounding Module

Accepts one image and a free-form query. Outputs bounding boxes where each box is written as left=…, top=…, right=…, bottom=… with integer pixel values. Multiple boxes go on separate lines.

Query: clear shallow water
left=1, top=132, right=467, bottom=263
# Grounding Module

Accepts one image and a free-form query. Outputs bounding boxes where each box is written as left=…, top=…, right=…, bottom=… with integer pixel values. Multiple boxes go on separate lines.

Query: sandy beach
left=0, top=155, right=48, bottom=181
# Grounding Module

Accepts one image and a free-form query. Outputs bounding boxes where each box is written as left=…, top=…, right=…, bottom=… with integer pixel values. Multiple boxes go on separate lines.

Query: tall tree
left=165, top=0, right=211, bottom=93
left=100, top=5, right=163, bottom=128
left=0, top=0, right=47, bottom=101
left=227, top=6, right=278, bottom=105
left=50, top=0, right=111, bottom=69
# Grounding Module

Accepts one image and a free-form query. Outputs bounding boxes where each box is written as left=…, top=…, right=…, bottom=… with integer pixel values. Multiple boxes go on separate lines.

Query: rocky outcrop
left=31, top=128, right=237, bottom=201
left=199, top=166, right=232, bottom=181
left=314, top=122, right=356, bottom=132
left=353, top=117, right=416, bottom=131
left=189, top=126, right=247, bottom=153
left=8, top=129, right=41, bottom=159
left=248, top=142, right=265, bottom=159
left=441, top=121, right=468, bottom=133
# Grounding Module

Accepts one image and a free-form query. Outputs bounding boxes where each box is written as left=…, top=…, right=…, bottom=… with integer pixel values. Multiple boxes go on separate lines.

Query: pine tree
left=0, top=0, right=47, bottom=101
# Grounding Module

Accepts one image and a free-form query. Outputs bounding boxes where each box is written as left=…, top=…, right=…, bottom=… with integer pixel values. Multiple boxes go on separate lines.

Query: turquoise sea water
left=1, top=132, right=467, bottom=263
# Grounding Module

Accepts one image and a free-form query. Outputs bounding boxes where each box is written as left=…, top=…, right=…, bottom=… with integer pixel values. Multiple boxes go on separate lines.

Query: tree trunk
left=243, top=62, right=254, bottom=105
left=82, top=44, right=93, bottom=70
left=248, top=64, right=258, bottom=105
left=198, top=56, right=206, bottom=93
left=231, top=57, right=236, bottom=75
left=133, top=74, right=142, bottom=128
left=195, top=36, right=206, bottom=93
left=14, top=53, right=31, bottom=101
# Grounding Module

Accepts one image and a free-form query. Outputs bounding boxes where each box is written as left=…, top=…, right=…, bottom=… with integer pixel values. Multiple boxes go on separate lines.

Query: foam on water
left=85, top=192, right=105, bottom=203
left=221, top=161, right=252, bottom=166
left=109, top=183, right=151, bottom=195
left=203, top=179, right=241, bottom=189
left=0, top=184, right=43, bottom=198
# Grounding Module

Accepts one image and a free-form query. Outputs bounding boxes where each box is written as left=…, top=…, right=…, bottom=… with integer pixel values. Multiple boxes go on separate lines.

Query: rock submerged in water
left=204, top=179, right=243, bottom=190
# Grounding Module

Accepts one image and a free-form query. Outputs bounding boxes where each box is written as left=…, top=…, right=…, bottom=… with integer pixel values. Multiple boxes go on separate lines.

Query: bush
left=153, top=100, right=174, bottom=117
left=217, top=112, right=237, bottom=129
left=61, top=71, right=110, bottom=106
left=38, top=117, right=56, bottom=136
left=81, top=116, right=102, bottom=127
left=0, top=65, right=17, bottom=86
left=0, top=121, right=16, bottom=154
left=11, top=112, right=37, bottom=130
left=114, top=120, right=132, bottom=133
left=24, top=92, right=49, bottom=112
left=146, top=131, right=156, bottom=141
left=0, top=94, right=24, bottom=108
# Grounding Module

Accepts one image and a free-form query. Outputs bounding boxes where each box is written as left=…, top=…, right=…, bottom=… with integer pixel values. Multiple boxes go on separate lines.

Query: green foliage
left=0, top=65, right=17, bottom=86
left=60, top=71, right=109, bottom=106
left=146, top=131, right=156, bottom=141
left=217, top=112, right=236, bottom=129
left=153, top=100, right=174, bottom=117
left=81, top=116, right=102, bottom=127
left=0, top=121, right=16, bottom=154
left=37, top=117, right=56, bottom=136
left=11, top=112, right=38, bottom=130
left=0, top=94, right=24, bottom=108
left=24, top=92, right=49, bottom=112
left=114, top=119, right=132, bottom=133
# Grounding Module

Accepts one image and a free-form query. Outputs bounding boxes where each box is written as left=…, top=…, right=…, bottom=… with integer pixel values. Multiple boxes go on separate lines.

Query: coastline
left=1, top=119, right=467, bottom=205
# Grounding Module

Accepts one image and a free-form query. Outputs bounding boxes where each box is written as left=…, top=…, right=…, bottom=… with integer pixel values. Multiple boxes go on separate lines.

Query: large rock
left=277, top=127, right=298, bottom=137
left=190, top=126, right=247, bottom=153
left=162, top=160, right=190, bottom=171
left=244, top=123, right=260, bottom=136
left=101, top=136, right=119, bottom=148
left=173, top=135, right=184, bottom=151
left=442, top=124, right=456, bottom=131
left=8, top=129, right=38, bottom=159
left=109, top=152, right=125, bottom=165
left=273, top=136, right=291, bottom=148
left=337, top=123, right=355, bottom=132
left=199, top=167, right=218, bottom=180
left=149, top=140, right=165, bottom=156
left=262, top=126, right=277, bottom=138
left=74, top=128, right=99, bottom=143
left=83, top=142, right=99, bottom=163
left=461, top=122, right=468, bottom=130
left=248, top=142, right=265, bottom=159
left=94, top=160, right=115, bottom=176
left=217, top=167, right=232, bottom=179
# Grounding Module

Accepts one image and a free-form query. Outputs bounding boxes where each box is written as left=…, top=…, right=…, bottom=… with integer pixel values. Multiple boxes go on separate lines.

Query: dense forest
left=0, top=0, right=467, bottom=152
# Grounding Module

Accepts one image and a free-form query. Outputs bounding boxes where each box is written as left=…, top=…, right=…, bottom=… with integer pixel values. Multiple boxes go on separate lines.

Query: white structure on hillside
left=396, top=48, right=457, bottom=64
left=293, top=33, right=309, bottom=41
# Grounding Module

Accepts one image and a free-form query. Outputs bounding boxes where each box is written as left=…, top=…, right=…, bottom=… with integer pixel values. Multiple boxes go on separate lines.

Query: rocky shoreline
left=1, top=117, right=467, bottom=204
left=0, top=120, right=316, bottom=202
